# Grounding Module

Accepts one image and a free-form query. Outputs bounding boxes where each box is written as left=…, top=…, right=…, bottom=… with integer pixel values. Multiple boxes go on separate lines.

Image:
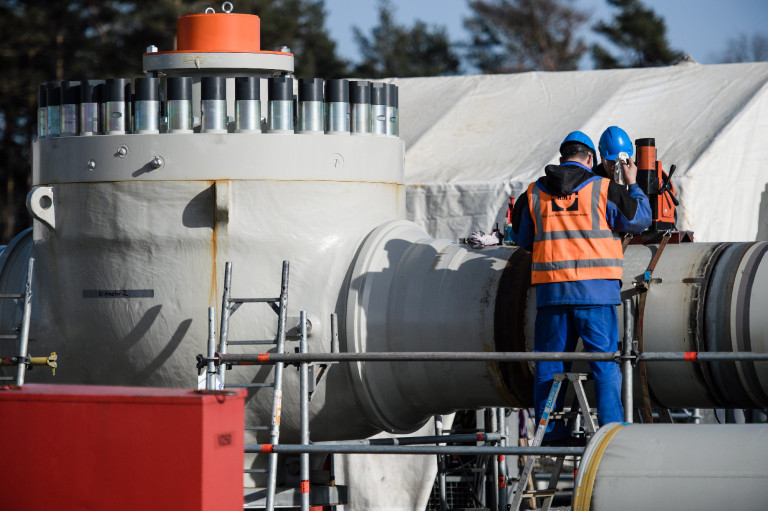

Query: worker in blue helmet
left=508, top=130, right=651, bottom=445
left=594, top=126, right=634, bottom=180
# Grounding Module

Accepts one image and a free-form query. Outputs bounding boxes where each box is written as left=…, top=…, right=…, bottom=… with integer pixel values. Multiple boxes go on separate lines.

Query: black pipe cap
left=387, top=83, right=398, bottom=108
left=38, top=83, right=48, bottom=107
left=80, top=80, right=105, bottom=103
left=201, top=76, right=226, bottom=101
left=299, top=78, right=323, bottom=102
left=324, top=79, right=348, bottom=103
left=167, top=76, right=192, bottom=101
left=635, top=138, right=656, bottom=147
left=46, top=82, right=61, bottom=106
left=235, top=77, right=260, bottom=100
left=268, top=76, right=293, bottom=101
left=134, top=77, right=159, bottom=102
left=371, top=82, right=388, bottom=106
left=349, top=81, right=370, bottom=104
left=105, top=78, right=130, bottom=102
left=60, top=81, right=81, bottom=105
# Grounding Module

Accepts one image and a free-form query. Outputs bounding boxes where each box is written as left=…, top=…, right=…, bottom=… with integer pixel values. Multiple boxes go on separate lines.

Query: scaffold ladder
left=215, top=260, right=290, bottom=511
left=0, top=258, right=48, bottom=386
left=510, top=372, right=596, bottom=511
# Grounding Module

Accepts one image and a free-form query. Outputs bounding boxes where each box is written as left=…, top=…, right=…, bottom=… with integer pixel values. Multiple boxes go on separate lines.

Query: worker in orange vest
left=508, top=131, right=651, bottom=444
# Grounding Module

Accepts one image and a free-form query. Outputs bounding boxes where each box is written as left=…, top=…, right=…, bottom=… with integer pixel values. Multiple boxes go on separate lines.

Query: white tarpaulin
left=343, top=62, right=768, bottom=511
left=392, top=61, right=768, bottom=243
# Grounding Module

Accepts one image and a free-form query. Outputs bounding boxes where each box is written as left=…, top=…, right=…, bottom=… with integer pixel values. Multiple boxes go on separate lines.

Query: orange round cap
left=177, top=13, right=260, bottom=53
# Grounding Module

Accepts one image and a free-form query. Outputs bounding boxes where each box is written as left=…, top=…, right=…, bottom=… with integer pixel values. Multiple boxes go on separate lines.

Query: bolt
left=279, top=46, right=291, bottom=53
left=150, top=156, right=164, bottom=170
left=146, top=45, right=158, bottom=53
left=116, top=145, right=129, bottom=158
left=87, top=159, right=96, bottom=171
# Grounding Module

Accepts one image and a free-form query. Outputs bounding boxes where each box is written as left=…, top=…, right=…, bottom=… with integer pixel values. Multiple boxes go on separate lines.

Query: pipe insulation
left=573, top=423, right=768, bottom=511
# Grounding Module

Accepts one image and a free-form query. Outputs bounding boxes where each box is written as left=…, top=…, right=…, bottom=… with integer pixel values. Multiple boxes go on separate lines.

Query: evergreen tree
left=353, top=0, right=460, bottom=78
left=0, top=1, right=183, bottom=242
left=464, top=0, right=588, bottom=73
left=207, top=0, right=347, bottom=77
left=0, top=0, right=347, bottom=242
left=592, top=0, right=683, bottom=69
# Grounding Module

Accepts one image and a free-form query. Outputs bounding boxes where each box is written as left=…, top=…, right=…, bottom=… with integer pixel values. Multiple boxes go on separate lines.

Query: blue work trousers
left=534, top=305, right=623, bottom=441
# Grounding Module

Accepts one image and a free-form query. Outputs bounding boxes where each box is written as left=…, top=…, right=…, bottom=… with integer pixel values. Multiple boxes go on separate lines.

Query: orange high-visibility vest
left=527, top=178, right=623, bottom=284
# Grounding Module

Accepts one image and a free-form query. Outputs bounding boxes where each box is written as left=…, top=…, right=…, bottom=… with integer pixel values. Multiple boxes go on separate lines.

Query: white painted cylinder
left=574, top=423, right=768, bottom=511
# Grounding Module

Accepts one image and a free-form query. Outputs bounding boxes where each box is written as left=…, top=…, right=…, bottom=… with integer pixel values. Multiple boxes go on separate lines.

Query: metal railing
left=198, top=301, right=768, bottom=510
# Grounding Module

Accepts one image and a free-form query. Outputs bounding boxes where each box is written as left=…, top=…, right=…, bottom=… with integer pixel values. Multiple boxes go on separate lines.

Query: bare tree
left=464, top=0, right=588, bottom=73
left=717, top=33, right=768, bottom=63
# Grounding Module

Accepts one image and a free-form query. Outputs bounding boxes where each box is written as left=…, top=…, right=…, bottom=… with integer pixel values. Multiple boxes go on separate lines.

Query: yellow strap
left=572, top=424, right=624, bottom=510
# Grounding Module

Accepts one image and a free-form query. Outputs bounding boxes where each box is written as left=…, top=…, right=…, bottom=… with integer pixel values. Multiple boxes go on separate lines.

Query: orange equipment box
left=0, top=384, right=246, bottom=511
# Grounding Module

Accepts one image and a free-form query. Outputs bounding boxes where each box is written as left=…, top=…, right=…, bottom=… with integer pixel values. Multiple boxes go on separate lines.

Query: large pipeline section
left=573, top=423, right=768, bottom=510
left=2, top=216, right=768, bottom=439
left=341, top=221, right=768, bottom=433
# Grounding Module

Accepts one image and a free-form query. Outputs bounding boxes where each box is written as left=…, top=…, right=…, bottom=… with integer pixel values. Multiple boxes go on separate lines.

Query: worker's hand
left=622, top=158, right=638, bottom=185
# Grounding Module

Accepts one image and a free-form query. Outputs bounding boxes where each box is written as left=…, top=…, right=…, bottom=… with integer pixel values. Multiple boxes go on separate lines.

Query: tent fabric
left=391, top=61, right=768, bottom=243
left=343, top=62, right=768, bottom=511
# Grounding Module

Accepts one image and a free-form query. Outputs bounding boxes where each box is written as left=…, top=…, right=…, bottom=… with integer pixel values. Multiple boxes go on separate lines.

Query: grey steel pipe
left=37, top=84, right=48, bottom=139
left=330, top=313, right=339, bottom=353
left=217, top=261, right=233, bottom=385
left=166, top=76, right=192, bottom=133
left=622, top=296, right=634, bottom=423
left=266, top=261, right=290, bottom=511
left=15, top=258, right=34, bottom=386
left=60, top=81, right=80, bottom=137
left=46, top=82, right=61, bottom=137
left=248, top=444, right=583, bottom=456
left=206, top=307, right=217, bottom=391
left=386, top=83, right=398, bottom=137
left=497, top=408, right=508, bottom=511
left=298, top=78, right=323, bottom=134
left=434, top=415, right=447, bottom=511
left=371, top=82, right=388, bottom=136
left=324, top=79, right=349, bottom=134
left=349, top=81, right=371, bottom=135
left=268, top=76, right=294, bottom=133
left=79, top=80, right=103, bottom=135
left=201, top=76, right=227, bottom=133
left=489, top=407, right=498, bottom=511
left=314, top=432, right=502, bottom=446
left=105, top=78, right=130, bottom=134
left=219, top=351, right=768, bottom=364
left=219, top=351, right=621, bottom=364
left=134, top=77, right=160, bottom=134
left=300, top=311, right=310, bottom=511
left=235, top=77, right=261, bottom=133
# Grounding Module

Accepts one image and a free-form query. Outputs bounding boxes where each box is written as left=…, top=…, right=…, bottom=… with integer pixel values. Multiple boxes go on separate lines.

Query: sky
left=323, top=0, right=768, bottom=70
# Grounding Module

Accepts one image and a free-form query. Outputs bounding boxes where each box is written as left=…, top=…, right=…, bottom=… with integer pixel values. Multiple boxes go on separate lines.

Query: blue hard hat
left=598, top=126, right=634, bottom=160
left=560, top=131, right=596, bottom=156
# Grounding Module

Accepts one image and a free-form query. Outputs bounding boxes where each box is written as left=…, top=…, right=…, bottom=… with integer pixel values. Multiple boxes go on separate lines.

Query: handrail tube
left=313, top=432, right=502, bottom=446
left=246, top=444, right=584, bottom=456
left=216, top=351, right=768, bottom=364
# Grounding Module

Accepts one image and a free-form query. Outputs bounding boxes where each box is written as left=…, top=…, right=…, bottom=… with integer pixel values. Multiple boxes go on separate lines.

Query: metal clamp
left=195, top=353, right=220, bottom=374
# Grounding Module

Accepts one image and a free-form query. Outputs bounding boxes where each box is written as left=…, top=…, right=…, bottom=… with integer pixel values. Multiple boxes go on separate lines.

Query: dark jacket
left=509, top=161, right=652, bottom=307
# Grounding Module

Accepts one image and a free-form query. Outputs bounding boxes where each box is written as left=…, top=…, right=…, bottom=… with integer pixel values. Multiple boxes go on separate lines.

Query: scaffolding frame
left=198, top=270, right=768, bottom=510
left=202, top=339, right=768, bottom=509
left=0, top=258, right=56, bottom=385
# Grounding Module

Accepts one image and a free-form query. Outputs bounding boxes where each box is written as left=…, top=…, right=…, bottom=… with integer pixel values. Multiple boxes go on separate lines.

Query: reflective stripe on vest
left=527, top=178, right=623, bottom=284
